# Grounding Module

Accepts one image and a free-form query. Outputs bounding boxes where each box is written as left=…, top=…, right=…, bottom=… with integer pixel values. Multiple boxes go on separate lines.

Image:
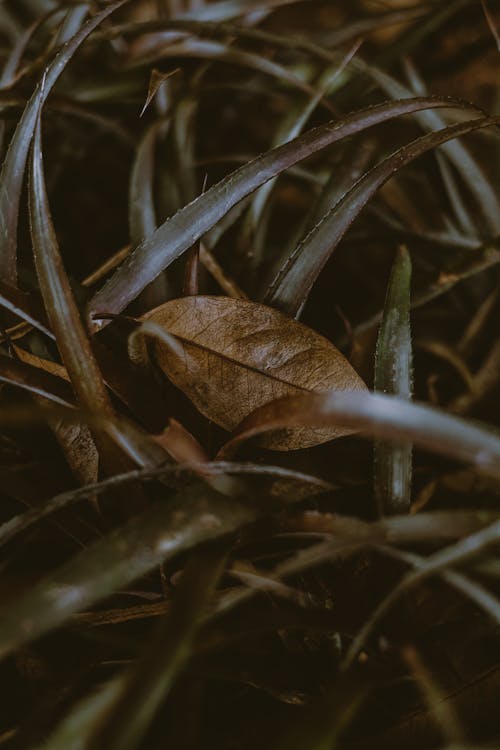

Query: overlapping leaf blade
left=0, top=0, right=128, bottom=285
left=88, top=97, right=471, bottom=321
left=265, top=115, right=500, bottom=316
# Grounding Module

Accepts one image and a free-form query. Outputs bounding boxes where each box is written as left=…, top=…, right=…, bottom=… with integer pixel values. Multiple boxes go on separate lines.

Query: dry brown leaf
left=143, top=296, right=367, bottom=450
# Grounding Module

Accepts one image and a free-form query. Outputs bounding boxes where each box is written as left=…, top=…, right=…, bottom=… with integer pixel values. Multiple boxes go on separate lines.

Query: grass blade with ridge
left=374, top=247, right=413, bottom=515
left=88, top=96, right=470, bottom=322
left=0, top=0, right=128, bottom=286
left=247, top=51, right=359, bottom=267
left=367, top=66, right=500, bottom=235
left=264, top=115, right=500, bottom=317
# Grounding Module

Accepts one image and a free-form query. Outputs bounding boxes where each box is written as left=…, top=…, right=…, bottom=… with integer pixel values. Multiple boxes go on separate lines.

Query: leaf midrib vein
left=164, top=331, right=319, bottom=393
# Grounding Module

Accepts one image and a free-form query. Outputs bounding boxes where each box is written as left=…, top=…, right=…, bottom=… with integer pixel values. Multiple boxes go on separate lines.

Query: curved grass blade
left=282, top=138, right=375, bottom=271
left=0, top=13, right=48, bottom=156
left=0, top=354, right=74, bottom=406
left=126, top=37, right=322, bottom=102
left=42, top=678, right=124, bottom=750
left=0, top=478, right=306, bottom=662
left=367, top=66, right=500, bottom=235
left=30, top=116, right=113, bottom=421
left=28, top=118, right=155, bottom=517
left=382, top=546, right=500, bottom=649
left=0, top=462, right=331, bottom=552
left=130, top=123, right=159, bottom=250
left=289, top=510, right=500, bottom=545
left=221, top=390, right=500, bottom=481
left=87, top=546, right=226, bottom=750
left=129, top=121, right=171, bottom=308
left=247, top=48, right=360, bottom=267
left=0, top=399, right=168, bottom=471
left=374, top=247, right=412, bottom=515
left=0, top=0, right=129, bottom=285
left=0, top=280, right=54, bottom=339
left=215, top=509, right=500, bottom=619
left=52, top=4, right=89, bottom=48
left=264, top=115, right=500, bottom=316
left=88, top=96, right=469, bottom=322
left=343, top=517, right=500, bottom=669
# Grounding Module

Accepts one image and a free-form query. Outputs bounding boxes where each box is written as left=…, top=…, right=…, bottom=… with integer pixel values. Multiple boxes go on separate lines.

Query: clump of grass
left=0, top=1, right=500, bottom=748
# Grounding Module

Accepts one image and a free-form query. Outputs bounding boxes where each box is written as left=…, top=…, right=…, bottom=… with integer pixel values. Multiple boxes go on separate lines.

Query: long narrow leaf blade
left=0, top=280, right=54, bottom=339
left=369, top=66, right=500, bottom=234
left=88, top=97, right=470, bottom=322
left=0, top=481, right=299, bottom=662
left=29, top=116, right=111, bottom=415
left=88, top=547, right=226, bottom=750
left=222, top=390, right=500, bottom=481
left=264, top=115, right=500, bottom=316
left=0, top=0, right=128, bottom=285
left=374, top=247, right=413, bottom=515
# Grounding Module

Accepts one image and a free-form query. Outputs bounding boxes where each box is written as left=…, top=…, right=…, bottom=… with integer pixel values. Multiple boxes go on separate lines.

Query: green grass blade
left=0, top=0, right=128, bottom=285
left=374, top=247, right=413, bottom=515
left=88, top=97, right=466, bottom=322
left=264, top=115, right=500, bottom=316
